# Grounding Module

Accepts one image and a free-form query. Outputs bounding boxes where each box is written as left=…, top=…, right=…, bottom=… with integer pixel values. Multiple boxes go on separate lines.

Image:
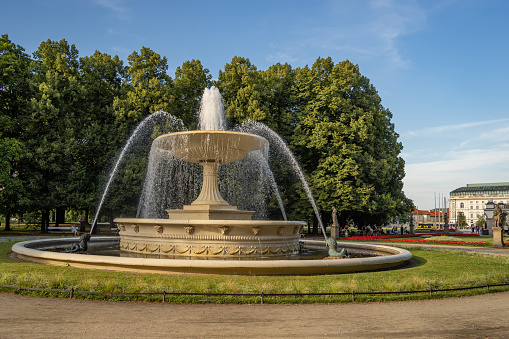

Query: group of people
left=335, top=224, right=412, bottom=238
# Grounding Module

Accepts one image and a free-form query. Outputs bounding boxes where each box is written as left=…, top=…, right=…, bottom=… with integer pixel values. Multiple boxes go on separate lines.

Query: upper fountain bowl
left=154, top=130, right=268, bottom=163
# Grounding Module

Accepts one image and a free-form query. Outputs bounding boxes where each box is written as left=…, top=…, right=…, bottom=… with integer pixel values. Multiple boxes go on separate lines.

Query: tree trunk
left=80, top=209, right=89, bottom=232
left=55, top=207, right=65, bottom=227
left=40, top=209, right=50, bottom=234
left=4, top=211, right=12, bottom=231
left=312, top=214, right=319, bottom=235
left=108, top=214, right=115, bottom=229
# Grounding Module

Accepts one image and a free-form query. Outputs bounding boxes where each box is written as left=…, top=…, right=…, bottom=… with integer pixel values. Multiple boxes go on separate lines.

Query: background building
left=449, top=182, right=509, bottom=226
left=411, top=208, right=448, bottom=227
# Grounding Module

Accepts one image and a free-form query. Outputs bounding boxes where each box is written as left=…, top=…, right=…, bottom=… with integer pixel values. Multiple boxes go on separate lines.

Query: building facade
left=449, top=182, right=509, bottom=226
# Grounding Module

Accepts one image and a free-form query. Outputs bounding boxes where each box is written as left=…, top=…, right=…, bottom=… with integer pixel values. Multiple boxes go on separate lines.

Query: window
left=470, top=206, right=473, bottom=209
left=460, top=203, right=464, bottom=208
left=476, top=206, right=479, bottom=209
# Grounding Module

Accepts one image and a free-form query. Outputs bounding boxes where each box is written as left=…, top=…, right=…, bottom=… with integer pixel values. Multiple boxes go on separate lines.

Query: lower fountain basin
left=12, top=237, right=413, bottom=275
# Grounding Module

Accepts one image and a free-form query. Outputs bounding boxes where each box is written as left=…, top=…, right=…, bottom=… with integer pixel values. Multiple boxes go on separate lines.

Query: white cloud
left=403, top=145, right=509, bottom=209
left=263, top=0, right=428, bottom=70
left=93, top=0, right=130, bottom=20
left=405, top=119, right=509, bottom=137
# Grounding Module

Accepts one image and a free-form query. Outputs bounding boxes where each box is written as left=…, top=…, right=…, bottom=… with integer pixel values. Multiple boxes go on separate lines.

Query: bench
left=48, top=226, right=79, bottom=234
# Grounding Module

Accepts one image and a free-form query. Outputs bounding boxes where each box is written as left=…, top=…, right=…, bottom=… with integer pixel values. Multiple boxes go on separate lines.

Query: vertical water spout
left=198, top=86, right=227, bottom=131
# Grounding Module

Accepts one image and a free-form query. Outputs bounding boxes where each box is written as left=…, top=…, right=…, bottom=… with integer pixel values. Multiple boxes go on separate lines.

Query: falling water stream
left=89, top=111, right=185, bottom=234
left=239, top=121, right=328, bottom=240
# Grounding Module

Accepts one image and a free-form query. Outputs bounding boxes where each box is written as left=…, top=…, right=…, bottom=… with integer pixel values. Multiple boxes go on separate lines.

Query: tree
left=291, top=57, right=412, bottom=227
left=216, top=56, right=269, bottom=127
left=113, top=47, right=174, bottom=125
left=173, top=59, right=212, bottom=129
left=457, top=212, right=467, bottom=228
left=25, top=38, right=83, bottom=231
left=76, top=51, right=127, bottom=224
left=475, top=214, right=485, bottom=228
left=103, top=47, right=176, bottom=220
left=0, top=34, right=33, bottom=230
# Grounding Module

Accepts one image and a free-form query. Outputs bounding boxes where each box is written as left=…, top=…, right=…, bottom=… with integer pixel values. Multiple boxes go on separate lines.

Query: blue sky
left=3, top=0, right=509, bottom=210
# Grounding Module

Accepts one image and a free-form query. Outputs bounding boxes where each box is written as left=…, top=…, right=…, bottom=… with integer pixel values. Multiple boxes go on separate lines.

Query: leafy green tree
left=216, top=56, right=269, bottom=127
left=173, top=59, right=212, bottom=129
left=76, top=51, right=127, bottom=224
left=261, top=62, right=297, bottom=138
left=475, top=214, right=485, bottom=228
left=292, top=57, right=411, bottom=227
left=25, top=38, right=83, bottom=231
left=103, top=47, right=176, bottom=220
left=457, top=212, right=467, bottom=228
left=0, top=35, right=33, bottom=230
left=113, top=47, right=174, bottom=125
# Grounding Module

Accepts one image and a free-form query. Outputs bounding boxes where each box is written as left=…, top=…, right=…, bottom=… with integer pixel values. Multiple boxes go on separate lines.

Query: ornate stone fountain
left=114, top=130, right=305, bottom=258
left=12, top=87, right=412, bottom=274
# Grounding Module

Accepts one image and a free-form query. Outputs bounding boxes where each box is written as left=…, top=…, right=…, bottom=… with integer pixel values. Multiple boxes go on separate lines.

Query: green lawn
left=1, top=239, right=509, bottom=303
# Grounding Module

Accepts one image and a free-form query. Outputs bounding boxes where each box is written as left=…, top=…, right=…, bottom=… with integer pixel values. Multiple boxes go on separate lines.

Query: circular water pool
left=12, top=237, right=412, bottom=275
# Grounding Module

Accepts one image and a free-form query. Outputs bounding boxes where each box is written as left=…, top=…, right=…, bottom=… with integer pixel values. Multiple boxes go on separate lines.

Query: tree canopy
left=0, top=35, right=413, bottom=231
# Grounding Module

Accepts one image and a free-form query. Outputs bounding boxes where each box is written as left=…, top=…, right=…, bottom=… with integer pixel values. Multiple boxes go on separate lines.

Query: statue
left=325, top=237, right=350, bottom=258
left=65, top=233, right=91, bottom=253
left=494, top=204, right=503, bottom=227
left=330, top=206, right=340, bottom=239
left=332, top=206, right=339, bottom=228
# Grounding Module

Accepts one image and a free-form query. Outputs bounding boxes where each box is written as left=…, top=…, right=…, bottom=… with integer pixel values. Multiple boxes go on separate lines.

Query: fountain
left=114, top=129, right=304, bottom=258
left=11, top=87, right=412, bottom=275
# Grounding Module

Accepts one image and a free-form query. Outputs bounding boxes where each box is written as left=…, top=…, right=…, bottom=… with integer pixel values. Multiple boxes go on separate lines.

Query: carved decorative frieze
left=251, top=226, right=261, bottom=236
left=184, top=226, right=195, bottom=235
left=277, top=226, right=284, bottom=236
left=131, top=225, right=139, bottom=233
left=119, top=240, right=300, bottom=257
left=154, top=225, right=164, bottom=234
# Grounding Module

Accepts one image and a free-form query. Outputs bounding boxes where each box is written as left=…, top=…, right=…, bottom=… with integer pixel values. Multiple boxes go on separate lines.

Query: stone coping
left=12, top=237, right=412, bottom=275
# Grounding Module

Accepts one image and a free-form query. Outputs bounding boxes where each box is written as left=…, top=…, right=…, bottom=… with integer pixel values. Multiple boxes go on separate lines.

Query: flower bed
left=343, top=233, right=492, bottom=246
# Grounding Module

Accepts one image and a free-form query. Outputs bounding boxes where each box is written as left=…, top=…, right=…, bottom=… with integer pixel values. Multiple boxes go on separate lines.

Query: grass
left=1, top=239, right=509, bottom=303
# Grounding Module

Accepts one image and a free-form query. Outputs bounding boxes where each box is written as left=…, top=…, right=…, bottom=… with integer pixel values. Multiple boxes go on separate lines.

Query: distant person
left=71, top=225, right=79, bottom=236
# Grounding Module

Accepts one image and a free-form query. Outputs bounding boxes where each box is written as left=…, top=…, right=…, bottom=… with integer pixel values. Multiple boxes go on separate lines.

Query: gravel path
left=0, top=291, right=508, bottom=338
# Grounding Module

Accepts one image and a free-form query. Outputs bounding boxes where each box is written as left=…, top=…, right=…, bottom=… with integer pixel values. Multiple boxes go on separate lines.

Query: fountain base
left=114, top=218, right=304, bottom=258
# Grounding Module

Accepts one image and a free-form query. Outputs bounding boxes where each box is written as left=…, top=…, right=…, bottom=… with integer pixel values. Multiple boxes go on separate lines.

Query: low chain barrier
left=1, top=283, right=509, bottom=303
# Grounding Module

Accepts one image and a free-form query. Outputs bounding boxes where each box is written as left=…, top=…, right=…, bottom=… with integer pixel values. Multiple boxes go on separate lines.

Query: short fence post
left=260, top=292, right=264, bottom=304
left=486, top=284, right=489, bottom=292
left=69, top=288, right=74, bottom=299
left=163, top=291, right=166, bottom=303
left=351, top=291, right=355, bottom=302
left=429, top=287, right=432, bottom=298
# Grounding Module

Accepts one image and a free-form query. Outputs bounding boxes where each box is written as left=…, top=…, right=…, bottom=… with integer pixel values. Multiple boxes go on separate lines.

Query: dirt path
left=1, top=291, right=508, bottom=338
